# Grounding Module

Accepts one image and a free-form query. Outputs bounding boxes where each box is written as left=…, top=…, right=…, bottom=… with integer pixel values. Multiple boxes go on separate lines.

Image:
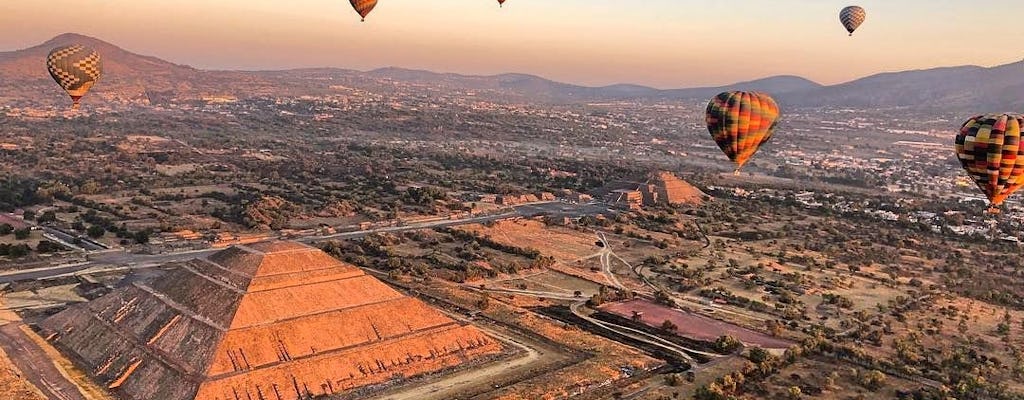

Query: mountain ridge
left=1, top=33, right=1021, bottom=110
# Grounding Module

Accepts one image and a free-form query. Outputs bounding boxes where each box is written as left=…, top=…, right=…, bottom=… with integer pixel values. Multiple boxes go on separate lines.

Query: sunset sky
left=2, top=0, right=1021, bottom=88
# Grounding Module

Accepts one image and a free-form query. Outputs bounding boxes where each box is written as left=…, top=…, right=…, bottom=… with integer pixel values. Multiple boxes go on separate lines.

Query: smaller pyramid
left=42, top=241, right=502, bottom=400
left=642, top=171, right=705, bottom=206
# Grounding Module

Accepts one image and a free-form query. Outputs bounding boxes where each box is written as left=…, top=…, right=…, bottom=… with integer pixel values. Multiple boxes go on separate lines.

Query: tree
left=37, top=211, right=57, bottom=223
left=8, top=244, right=30, bottom=258
left=477, top=292, right=490, bottom=310
left=654, top=290, right=676, bottom=307
left=660, top=319, right=678, bottom=333
left=787, top=386, right=802, bottom=400
left=748, top=347, right=772, bottom=364
left=36, top=240, right=61, bottom=253
left=87, top=225, right=106, bottom=239
left=693, top=382, right=728, bottom=400
left=14, top=228, right=30, bottom=240
left=859, top=370, right=886, bottom=391
left=664, top=373, right=684, bottom=387
left=713, top=335, right=743, bottom=353
left=0, top=223, right=12, bottom=235
left=133, top=230, right=151, bottom=244
left=22, top=210, right=35, bottom=221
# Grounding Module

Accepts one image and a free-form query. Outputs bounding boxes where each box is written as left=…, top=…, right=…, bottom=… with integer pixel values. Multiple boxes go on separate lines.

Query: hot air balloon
left=498, top=0, right=506, bottom=7
left=840, top=6, right=866, bottom=36
left=46, top=45, right=102, bottom=110
left=350, top=0, right=378, bottom=21
left=955, top=114, right=1024, bottom=213
left=705, top=91, right=781, bottom=174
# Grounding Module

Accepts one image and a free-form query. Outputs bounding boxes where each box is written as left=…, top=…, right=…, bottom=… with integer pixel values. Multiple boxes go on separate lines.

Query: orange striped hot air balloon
left=349, top=0, right=377, bottom=21
left=705, top=91, right=781, bottom=174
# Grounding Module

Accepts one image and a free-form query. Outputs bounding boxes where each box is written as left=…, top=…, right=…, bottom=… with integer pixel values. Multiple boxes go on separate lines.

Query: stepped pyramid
left=41, top=241, right=502, bottom=400
left=603, top=171, right=705, bottom=209
left=642, top=171, right=705, bottom=206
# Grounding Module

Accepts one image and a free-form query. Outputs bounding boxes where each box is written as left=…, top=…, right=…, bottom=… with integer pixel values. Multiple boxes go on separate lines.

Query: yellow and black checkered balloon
left=955, top=114, right=1024, bottom=210
left=46, top=45, right=102, bottom=109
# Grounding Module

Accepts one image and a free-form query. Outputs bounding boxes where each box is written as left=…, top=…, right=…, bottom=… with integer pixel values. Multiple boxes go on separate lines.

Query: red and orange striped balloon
left=349, top=0, right=377, bottom=21
left=705, top=91, right=781, bottom=173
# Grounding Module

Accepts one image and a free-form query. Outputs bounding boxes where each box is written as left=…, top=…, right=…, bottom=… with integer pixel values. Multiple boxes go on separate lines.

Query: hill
left=1, top=33, right=1022, bottom=110
left=779, top=62, right=1024, bottom=111
left=0, top=33, right=288, bottom=107
left=660, top=75, right=823, bottom=100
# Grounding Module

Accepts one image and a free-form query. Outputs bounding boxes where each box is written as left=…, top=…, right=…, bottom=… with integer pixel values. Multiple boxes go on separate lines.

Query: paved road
left=0, top=323, right=86, bottom=400
left=40, top=226, right=106, bottom=252
left=0, top=202, right=612, bottom=284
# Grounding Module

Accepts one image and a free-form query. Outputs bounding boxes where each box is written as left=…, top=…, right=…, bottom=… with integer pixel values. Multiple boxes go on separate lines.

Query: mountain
left=779, top=62, right=1024, bottom=111
left=368, top=67, right=663, bottom=100
left=1, top=33, right=1022, bottom=110
left=0, top=33, right=290, bottom=108
left=660, top=75, right=823, bottom=100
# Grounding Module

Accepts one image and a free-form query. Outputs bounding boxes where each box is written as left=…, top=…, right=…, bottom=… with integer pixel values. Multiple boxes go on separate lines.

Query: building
left=609, top=189, right=644, bottom=211
left=42, top=241, right=502, bottom=400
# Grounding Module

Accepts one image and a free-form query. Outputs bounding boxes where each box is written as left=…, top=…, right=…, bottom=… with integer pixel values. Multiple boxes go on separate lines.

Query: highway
left=0, top=201, right=612, bottom=284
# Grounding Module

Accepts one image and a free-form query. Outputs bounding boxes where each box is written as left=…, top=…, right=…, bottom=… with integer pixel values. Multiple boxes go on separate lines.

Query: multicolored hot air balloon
left=349, top=0, right=378, bottom=21
left=46, top=45, right=102, bottom=110
left=955, top=114, right=1024, bottom=213
left=840, top=6, right=866, bottom=36
left=705, top=91, right=781, bottom=173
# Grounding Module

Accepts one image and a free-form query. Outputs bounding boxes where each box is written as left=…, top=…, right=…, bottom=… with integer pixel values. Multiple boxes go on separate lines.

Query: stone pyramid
left=642, top=171, right=705, bottom=206
left=42, top=241, right=501, bottom=400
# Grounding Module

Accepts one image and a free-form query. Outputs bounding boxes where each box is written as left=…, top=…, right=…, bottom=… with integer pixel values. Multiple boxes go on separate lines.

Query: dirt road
left=368, top=324, right=563, bottom=400
left=0, top=323, right=87, bottom=400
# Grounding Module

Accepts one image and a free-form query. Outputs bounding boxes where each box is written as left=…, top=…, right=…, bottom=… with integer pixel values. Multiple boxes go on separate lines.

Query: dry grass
left=460, top=219, right=600, bottom=263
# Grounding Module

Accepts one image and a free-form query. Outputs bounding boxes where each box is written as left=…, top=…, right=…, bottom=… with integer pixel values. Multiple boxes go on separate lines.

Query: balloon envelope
left=955, top=114, right=1024, bottom=208
left=350, top=0, right=377, bottom=21
left=705, top=91, right=781, bottom=172
left=46, top=45, right=102, bottom=109
left=840, top=6, right=866, bottom=35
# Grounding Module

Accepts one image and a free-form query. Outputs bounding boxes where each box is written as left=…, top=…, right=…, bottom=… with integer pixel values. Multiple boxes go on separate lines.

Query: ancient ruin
left=41, top=241, right=502, bottom=400
left=603, top=171, right=706, bottom=209
left=641, top=171, right=706, bottom=206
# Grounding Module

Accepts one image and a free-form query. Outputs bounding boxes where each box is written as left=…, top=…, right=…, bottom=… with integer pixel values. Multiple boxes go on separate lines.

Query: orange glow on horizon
left=1, top=0, right=1021, bottom=88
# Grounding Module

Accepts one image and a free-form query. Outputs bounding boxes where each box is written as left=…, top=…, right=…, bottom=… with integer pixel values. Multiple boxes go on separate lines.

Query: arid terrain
left=1, top=33, right=1023, bottom=400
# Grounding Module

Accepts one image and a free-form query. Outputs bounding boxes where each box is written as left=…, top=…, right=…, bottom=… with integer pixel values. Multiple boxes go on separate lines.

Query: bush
left=713, top=335, right=743, bottom=353
left=37, top=240, right=62, bottom=253
left=14, top=228, right=30, bottom=240
left=87, top=225, right=106, bottom=238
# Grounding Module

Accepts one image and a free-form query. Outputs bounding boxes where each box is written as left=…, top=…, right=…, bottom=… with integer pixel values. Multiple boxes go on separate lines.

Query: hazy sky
left=2, top=0, right=1021, bottom=88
